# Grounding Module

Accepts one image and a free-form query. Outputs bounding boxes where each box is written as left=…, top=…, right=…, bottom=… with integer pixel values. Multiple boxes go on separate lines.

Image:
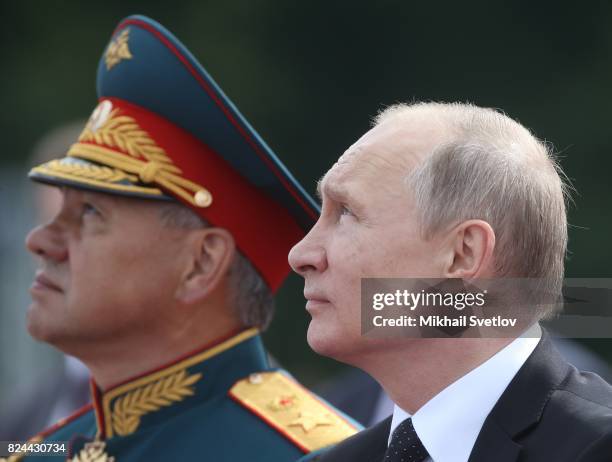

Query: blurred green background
left=1, top=0, right=611, bottom=395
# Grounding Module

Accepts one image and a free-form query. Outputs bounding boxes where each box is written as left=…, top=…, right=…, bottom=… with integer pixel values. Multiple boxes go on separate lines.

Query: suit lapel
left=468, top=419, right=521, bottom=462
left=469, top=331, right=570, bottom=461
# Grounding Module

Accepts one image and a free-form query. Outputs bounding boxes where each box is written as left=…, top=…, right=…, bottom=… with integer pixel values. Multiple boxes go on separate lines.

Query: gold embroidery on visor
left=36, top=159, right=137, bottom=182
left=30, top=160, right=164, bottom=196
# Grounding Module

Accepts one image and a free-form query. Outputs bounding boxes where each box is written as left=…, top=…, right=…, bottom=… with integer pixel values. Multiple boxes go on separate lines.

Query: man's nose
left=289, top=233, right=328, bottom=276
left=25, top=223, right=68, bottom=262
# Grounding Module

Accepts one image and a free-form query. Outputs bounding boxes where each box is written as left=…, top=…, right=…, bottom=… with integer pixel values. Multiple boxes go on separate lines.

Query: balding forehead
left=334, top=145, right=403, bottom=181
left=317, top=112, right=452, bottom=201
left=356, top=118, right=448, bottom=171
left=317, top=151, right=408, bottom=210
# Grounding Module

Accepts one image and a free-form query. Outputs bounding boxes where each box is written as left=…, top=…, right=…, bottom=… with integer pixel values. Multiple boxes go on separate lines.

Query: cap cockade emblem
left=89, top=100, right=114, bottom=133
left=105, top=28, right=133, bottom=70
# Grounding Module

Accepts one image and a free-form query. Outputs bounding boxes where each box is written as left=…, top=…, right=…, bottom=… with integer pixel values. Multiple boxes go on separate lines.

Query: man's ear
left=176, top=227, right=236, bottom=304
left=444, top=220, right=496, bottom=279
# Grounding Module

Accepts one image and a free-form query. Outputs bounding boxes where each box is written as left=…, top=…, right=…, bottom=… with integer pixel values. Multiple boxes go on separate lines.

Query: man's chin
left=26, top=304, right=63, bottom=344
left=306, top=320, right=349, bottom=360
left=26, top=311, right=49, bottom=342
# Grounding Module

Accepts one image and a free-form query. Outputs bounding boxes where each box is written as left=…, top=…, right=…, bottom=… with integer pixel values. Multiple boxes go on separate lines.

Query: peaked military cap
left=29, top=14, right=319, bottom=291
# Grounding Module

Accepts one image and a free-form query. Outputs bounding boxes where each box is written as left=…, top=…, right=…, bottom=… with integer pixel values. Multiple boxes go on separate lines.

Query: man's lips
left=31, top=271, right=63, bottom=293
left=304, top=291, right=330, bottom=309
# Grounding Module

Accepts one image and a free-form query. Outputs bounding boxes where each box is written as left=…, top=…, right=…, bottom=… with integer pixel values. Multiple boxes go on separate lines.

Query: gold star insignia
left=289, top=411, right=334, bottom=433
left=105, top=28, right=133, bottom=70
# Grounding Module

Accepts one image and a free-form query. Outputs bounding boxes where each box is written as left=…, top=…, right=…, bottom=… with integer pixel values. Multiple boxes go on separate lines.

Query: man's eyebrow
left=317, top=177, right=352, bottom=204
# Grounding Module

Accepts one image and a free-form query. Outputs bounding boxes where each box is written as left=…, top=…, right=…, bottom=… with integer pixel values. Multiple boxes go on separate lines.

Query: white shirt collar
left=388, top=324, right=541, bottom=462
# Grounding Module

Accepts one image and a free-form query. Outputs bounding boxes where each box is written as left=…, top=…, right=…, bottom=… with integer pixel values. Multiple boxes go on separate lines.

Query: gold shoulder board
left=229, top=371, right=359, bottom=453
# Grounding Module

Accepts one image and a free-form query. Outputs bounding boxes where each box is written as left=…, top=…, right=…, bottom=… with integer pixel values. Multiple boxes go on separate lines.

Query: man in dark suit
left=289, top=102, right=612, bottom=461
left=317, top=338, right=612, bottom=428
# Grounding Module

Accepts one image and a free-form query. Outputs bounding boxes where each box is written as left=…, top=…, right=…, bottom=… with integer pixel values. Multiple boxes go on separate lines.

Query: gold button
left=194, top=190, right=212, bottom=207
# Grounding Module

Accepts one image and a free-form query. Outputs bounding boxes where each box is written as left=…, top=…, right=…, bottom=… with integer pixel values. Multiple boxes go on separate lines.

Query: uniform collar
left=91, top=328, right=265, bottom=439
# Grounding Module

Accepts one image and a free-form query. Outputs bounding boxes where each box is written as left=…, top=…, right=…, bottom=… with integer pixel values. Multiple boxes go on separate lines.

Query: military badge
left=105, top=28, right=132, bottom=70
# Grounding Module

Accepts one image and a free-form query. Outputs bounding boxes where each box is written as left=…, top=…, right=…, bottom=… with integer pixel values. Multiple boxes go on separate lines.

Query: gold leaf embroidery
left=111, top=369, right=202, bottom=436
left=69, top=442, right=115, bottom=462
left=79, top=109, right=181, bottom=175
left=105, top=29, right=132, bottom=70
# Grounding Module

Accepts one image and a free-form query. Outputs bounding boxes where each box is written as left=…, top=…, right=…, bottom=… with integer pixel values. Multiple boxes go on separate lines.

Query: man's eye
left=82, top=203, right=100, bottom=217
left=340, top=205, right=353, bottom=217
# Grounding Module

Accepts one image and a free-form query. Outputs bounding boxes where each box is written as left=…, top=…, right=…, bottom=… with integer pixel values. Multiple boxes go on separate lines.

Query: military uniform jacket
left=7, top=329, right=359, bottom=462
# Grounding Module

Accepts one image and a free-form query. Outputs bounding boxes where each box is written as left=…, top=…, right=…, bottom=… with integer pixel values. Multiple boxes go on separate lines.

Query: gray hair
left=375, top=102, right=571, bottom=317
left=159, top=202, right=275, bottom=329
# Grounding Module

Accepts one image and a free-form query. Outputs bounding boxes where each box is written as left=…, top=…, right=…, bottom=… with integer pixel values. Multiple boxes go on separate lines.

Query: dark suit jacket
left=317, top=338, right=612, bottom=428
left=315, top=334, right=612, bottom=461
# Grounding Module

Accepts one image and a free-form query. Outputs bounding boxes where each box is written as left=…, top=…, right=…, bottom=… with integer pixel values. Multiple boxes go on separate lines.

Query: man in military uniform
left=5, top=15, right=359, bottom=462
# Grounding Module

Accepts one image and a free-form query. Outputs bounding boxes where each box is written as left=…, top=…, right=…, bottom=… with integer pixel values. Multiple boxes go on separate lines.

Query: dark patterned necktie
left=383, top=418, right=429, bottom=462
